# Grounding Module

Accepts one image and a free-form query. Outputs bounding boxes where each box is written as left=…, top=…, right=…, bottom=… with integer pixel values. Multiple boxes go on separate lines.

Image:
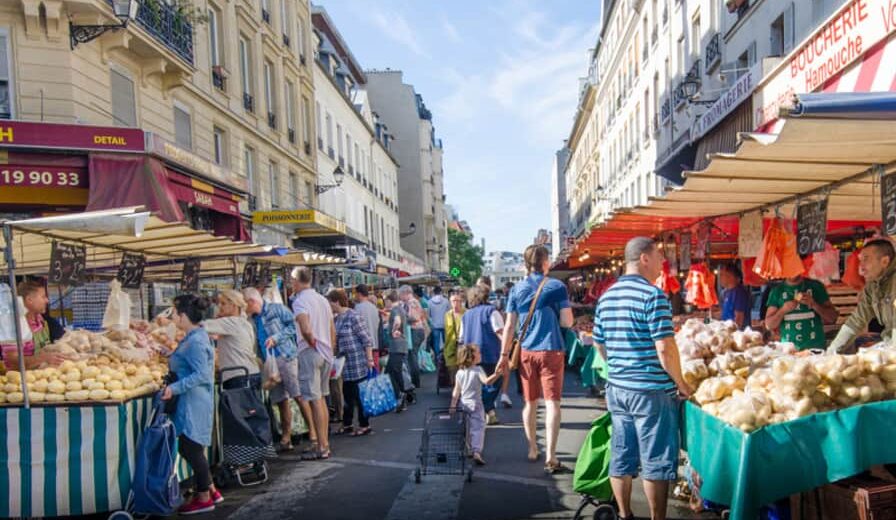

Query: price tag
left=882, top=172, right=896, bottom=236
left=181, top=259, right=200, bottom=293
left=797, top=200, right=828, bottom=256
left=49, top=241, right=86, bottom=286
left=116, top=253, right=145, bottom=289
left=242, top=261, right=259, bottom=288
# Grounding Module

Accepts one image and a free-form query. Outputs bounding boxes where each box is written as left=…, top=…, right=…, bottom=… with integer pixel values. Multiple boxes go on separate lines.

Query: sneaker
left=500, top=393, right=513, bottom=408
left=486, top=410, right=499, bottom=425
left=211, top=489, right=224, bottom=505
left=178, top=496, right=215, bottom=516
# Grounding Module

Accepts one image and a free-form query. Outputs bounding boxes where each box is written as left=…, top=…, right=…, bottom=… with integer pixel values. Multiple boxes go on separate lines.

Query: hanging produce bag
left=685, top=264, right=718, bottom=309
left=655, top=260, right=681, bottom=296
left=262, top=348, right=282, bottom=390
left=753, top=218, right=804, bottom=280
left=842, top=249, right=865, bottom=291
left=0, top=285, right=18, bottom=343
left=102, top=280, right=132, bottom=331
left=741, top=258, right=767, bottom=287
left=808, top=242, right=841, bottom=285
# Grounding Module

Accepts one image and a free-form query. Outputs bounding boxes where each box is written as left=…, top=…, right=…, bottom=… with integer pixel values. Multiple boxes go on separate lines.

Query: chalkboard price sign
left=181, top=259, right=201, bottom=293
left=116, top=253, right=145, bottom=289
left=882, top=172, right=896, bottom=236
left=49, top=241, right=86, bottom=286
left=242, top=261, right=259, bottom=288
left=797, top=200, right=828, bottom=256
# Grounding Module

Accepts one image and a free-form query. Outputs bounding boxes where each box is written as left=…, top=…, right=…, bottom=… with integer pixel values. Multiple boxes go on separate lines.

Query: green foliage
left=142, top=0, right=208, bottom=26
left=447, top=228, right=484, bottom=287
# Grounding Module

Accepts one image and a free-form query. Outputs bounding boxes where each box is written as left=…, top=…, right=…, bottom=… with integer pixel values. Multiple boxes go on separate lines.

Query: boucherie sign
left=755, top=0, right=896, bottom=128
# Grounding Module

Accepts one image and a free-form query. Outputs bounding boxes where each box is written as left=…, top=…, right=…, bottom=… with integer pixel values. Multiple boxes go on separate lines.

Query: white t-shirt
left=454, top=366, right=489, bottom=410
left=458, top=310, right=504, bottom=341
left=292, top=288, right=335, bottom=363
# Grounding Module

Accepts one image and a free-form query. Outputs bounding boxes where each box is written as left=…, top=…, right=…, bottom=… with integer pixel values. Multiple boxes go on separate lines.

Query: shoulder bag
left=509, top=277, right=549, bottom=370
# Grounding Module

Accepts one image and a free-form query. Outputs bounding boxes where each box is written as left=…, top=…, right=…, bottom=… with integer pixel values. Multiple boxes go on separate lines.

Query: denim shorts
left=605, top=384, right=680, bottom=481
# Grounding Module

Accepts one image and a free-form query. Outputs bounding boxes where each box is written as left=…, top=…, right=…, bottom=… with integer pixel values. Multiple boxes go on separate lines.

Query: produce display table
left=0, top=395, right=206, bottom=518
left=683, top=400, right=896, bottom=520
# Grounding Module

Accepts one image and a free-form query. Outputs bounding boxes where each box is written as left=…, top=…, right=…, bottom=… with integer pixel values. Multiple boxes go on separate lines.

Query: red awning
left=165, top=169, right=240, bottom=216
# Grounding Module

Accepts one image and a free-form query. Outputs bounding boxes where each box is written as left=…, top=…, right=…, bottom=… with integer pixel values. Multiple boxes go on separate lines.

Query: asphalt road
left=186, top=371, right=712, bottom=520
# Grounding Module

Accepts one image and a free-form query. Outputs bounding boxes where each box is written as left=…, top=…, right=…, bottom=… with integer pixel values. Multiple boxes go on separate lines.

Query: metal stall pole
left=3, top=225, right=30, bottom=408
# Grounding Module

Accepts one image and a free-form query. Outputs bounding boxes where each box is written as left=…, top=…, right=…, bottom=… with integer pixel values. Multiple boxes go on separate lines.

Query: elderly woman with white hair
left=202, top=289, right=261, bottom=391
left=243, top=286, right=316, bottom=452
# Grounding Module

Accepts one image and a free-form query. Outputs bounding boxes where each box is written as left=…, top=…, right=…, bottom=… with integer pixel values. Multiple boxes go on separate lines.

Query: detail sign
left=0, top=121, right=144, bottom=152
left=754, top=0, right=896, bottom=129
left=797, top=200, right=829, bottom=256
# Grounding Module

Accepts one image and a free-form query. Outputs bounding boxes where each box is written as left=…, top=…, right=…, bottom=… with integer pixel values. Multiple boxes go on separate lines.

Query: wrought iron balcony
left=282, top=34, right=290, bottom=48
left=288, top=128, right=295, bottom=143
left=267, top=112, right=276, bottom=129
left=705, top=33, right=721, bottom=71
left=126, top=0, right=195, bottom=65
left=243, top=92, right=254, bottom=112
left=248, top=194, right=258, bottom=211
left=305, top=142, right=312, bottom=155
left=660, top=97, right=672, bottom=121
left=261, top=9, right=271, bottom=24
left=212, top=67, right=226, bottom=91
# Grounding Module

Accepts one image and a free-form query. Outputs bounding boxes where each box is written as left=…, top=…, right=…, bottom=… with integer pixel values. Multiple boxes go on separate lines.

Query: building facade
left=0, top=0, right=318, bottom=248
left=366, top=70, right=449, bottom=275
left=550, top=145, right=570, bottom=260
left=310, top=6, right=402, bottom=275
left=563, top=0, right=853, bottom=244
left=483, top=251, right=526, bottom=288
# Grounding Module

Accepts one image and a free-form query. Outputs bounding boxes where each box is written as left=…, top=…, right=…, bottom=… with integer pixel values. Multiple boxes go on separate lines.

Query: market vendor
left=765, top=273, right=838, bottom=350
left=1, top=280, right=66, bottom=369
left=719, top=264, right=751, bottom=330
left=829, top=239, right=896, bottom=353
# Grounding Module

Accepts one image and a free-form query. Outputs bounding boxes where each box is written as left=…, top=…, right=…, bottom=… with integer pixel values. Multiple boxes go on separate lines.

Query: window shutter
left=110, top=70, right=137, bottom=127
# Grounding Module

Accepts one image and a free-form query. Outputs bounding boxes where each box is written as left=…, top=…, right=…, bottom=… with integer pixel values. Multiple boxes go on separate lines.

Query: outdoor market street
left=192, top=373, right=708, bottom=520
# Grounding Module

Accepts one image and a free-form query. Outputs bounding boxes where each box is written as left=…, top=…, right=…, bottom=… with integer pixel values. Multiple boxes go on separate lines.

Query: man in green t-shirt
left=765, top=275, right=839, bottom=350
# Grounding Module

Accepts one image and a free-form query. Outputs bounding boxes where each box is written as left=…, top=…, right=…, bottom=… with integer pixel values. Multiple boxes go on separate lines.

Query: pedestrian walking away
left=399, top=285, right=428, bottom=391
left=499, top=244, right=574, bottom=473
left=450, top=344, right=504, bottom=466
left=327, top=289, right=376, bottom=437
left=354, top=284, right=382, bottom=368
left=461, top=283, right=505, bottom=424
left=383, top=290, right=411, bottom=411
left=427, top=286, right=451, bottom=359
left=592, top=237, right=693, bottom=520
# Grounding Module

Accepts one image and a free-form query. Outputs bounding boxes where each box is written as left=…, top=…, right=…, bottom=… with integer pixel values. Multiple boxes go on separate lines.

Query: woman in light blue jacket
left=162, top=294, right=221, bottom=515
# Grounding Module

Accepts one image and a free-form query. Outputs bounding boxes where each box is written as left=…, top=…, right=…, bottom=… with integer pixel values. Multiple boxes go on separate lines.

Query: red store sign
left=754, top=0, right=896, bottom=128
left=0, top=120, right=145, bottom=153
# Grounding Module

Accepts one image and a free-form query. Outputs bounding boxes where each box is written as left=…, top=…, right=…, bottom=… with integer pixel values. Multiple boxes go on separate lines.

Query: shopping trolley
left=414, top=407, right=472, bottom=483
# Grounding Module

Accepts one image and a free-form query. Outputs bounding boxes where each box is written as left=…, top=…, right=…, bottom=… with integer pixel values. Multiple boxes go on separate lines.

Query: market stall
left=0, top=207, right=281, bottom=517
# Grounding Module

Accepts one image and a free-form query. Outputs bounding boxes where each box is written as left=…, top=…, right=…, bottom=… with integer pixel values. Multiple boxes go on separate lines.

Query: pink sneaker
left=212, top=489, right=224, bottom=505
left=178, top=496, right=215, bottom=516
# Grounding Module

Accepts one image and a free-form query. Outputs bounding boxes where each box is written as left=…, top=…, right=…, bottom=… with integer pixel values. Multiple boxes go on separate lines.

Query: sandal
left=351, top=427, right=372, bottom=437
left=302, top=447, right=332, bottom=461
left=334, top=426, right=354, bottom=436
left=543, top=461, right=571, bottom=475
left=302, top=441, right=320, bottom=454
left=527, top=449, right=540, bottom=462
left=277, top=440, right=294, bottom=452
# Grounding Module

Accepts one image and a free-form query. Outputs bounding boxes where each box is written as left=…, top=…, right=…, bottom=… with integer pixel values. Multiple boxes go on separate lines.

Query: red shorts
left=519, top=350, right=565, bottom=402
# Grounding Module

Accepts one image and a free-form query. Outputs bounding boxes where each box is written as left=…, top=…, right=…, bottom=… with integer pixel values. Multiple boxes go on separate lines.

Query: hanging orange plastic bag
left=685, top=264, right=718, bottom=309
left=754, top=218, right=804, bottom=280
left=655, top=260, right=681, bottom=296
left=741, top=258, right=767, bottom=287
left=842, top=249, right=865, bottom=291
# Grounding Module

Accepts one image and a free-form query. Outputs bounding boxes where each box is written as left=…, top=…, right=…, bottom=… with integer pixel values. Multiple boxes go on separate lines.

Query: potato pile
left=0, top=357, right=168, bottom=404
left=695, top=346, right=896, bottom=432
left=41, top=328, right=168, bottom=363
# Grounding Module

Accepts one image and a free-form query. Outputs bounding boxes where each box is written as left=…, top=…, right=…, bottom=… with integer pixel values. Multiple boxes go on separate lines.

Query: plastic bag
left=401, top=359, right=415, bottom=391
left=359, top=370, right=399, bottom=417
left=655, top=260, right=681, bottom=296
left=330, top=356, right=345, bottom=380
left=753, top=218, right=804, bottom=280
left=102, top=280, right=132, bottom=330
left=0, top=285, right=16, bottom=343
left=262, top=349, right=281, bottom=390
left=842, top=249, right=865, bottom=291
left=418, top=348, right=437, bottom=373
left=809, top=242, right=841, bottom=285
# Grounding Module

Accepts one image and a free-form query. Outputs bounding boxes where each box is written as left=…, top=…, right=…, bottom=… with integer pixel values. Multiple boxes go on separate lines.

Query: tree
left=447, top=228, right=484, bottom=287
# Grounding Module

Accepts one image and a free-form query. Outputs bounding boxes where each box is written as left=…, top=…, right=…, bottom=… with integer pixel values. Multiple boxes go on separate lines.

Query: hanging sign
left=49, top=241, right=86, bottom=286
left=181, top=259, right=201, bottom=293
left=797, top=199, right=828, bottom=256
left=116, top=253, right=146, bottom=289
left=881, top=172, right=896, bottom=236
left=680, top=232, right=692, bottom=271
left=242, top=260, right=259, bottom=288
left=739, top=211, right=764, bottom=257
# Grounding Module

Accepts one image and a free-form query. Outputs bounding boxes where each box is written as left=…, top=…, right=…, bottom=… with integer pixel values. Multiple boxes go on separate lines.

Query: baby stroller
left=213, top=367, right=275, bottom=488
left=572, top=413, right=618, bottom=520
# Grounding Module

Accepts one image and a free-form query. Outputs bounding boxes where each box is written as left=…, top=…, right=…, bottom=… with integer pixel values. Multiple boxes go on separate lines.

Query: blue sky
left=316, top=0, right=601, bottom=254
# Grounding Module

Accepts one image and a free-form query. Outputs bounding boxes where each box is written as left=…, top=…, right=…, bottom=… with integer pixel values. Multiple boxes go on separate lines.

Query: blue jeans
left=430, top=328, right=445, bottom=358
left=605, top=384, right=680, bottom=481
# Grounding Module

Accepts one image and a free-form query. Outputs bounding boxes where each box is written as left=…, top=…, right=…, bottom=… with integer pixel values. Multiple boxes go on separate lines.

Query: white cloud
left=370, top=10, right=429, bottom=58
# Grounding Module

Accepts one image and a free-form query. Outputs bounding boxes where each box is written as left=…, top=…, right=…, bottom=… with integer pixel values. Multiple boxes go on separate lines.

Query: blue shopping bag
left=359, top=369, right=399, bottom=417
left=132, top=394, right=181, bottom=515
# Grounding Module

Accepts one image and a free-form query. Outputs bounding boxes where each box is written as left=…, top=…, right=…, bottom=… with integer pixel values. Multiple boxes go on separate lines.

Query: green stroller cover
left=573, top=412, right=613, bottom=500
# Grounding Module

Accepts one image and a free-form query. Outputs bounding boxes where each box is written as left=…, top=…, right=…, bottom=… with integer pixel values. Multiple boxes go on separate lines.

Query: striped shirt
left=593, top=274, right=675, bottom=393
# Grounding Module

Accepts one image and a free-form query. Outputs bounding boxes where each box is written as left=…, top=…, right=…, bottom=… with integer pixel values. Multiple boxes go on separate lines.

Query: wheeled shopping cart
left=414, top=407, right=473, bottom=483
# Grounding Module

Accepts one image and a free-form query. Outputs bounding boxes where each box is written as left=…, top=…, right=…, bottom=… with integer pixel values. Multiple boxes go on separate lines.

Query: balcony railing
left=282, top=34, right=290, bottom=47
left=304, top=142, right=312, bottom=155
left=261, top=9, right=271, bottom=24
left=127, top=0, right=195, bottom=65
left=212, top=68, right=226, bottom=91
left=288, top=128, right=295, bottom=143
left=660, top=97, right=672, bottom=122
left=267, top=112, right=276, bottom=129
left=248, top=194, right=258, bottom=211
left=705, top=33, right=721, bottom=71
left=243, top=93, right=254, bottom=112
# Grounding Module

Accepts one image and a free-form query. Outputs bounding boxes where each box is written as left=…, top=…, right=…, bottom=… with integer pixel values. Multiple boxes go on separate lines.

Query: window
left=173, top=103, right=192, bottom=150
left=285, top=81, right=295, bottom=140
left=268, top=161, right=279, bottom=209
left=677, top=36, right=686, bottom=75
left=289, top=171, right=298, bottom=208
left=263, top=61, right=275, bottom=124
left=691, top=13, right=701, bottom=55
left=296, top=20, right=305, bottom=59
left=302, top=97, right=312, bottom=148
left=304, top=180, right=313, bottom=206
left=346, top=133, right=352, bottom=171
left=0, top=30, right=13, bottom=119
left=737, top=42, right=757, bottom=72
left=337, top=123, right=344, bottom=161
left=770, top=4, right=795, bottom=57
left=245, top=146, right=257, bottom=198
left=208, top=6, right=222, bottom=67
left=110, top=68, right=137, bottom=127
left=326, top=113, right=333, bottom=155
left=213, top=126, right=227, bottom=165
left=280, top=0, right=290, bottom=42
left=239, top=36, right=253, bottom=108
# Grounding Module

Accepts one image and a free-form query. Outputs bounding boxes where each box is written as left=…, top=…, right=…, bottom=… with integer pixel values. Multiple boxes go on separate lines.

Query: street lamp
left=679, top=77, right=718, bottom=107
left=400, top=222, right=417, bottom=238
left=315, top=165, right=345, bottom=194
left=70, top=0, right=138, bottom=50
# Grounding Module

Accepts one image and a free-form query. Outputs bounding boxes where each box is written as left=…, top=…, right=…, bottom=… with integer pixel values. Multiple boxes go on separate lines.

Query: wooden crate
left=791, top=474, right=896, bottom=520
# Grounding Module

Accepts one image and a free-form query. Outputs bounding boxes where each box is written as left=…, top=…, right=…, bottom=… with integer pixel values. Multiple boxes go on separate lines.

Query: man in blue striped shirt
left=593, top=237, right=692, bottom=520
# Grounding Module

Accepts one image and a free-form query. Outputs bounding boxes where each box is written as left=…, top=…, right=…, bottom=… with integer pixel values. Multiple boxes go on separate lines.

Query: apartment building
left=0, top=0, right=319, bottom=247
left=366, top=70, right=449, bottom=274
left=310, top=5, right=402, bottom=273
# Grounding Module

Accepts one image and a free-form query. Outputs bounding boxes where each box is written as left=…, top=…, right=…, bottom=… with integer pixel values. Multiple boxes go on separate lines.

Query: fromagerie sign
left=755, top=0, right=896, bottom=128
